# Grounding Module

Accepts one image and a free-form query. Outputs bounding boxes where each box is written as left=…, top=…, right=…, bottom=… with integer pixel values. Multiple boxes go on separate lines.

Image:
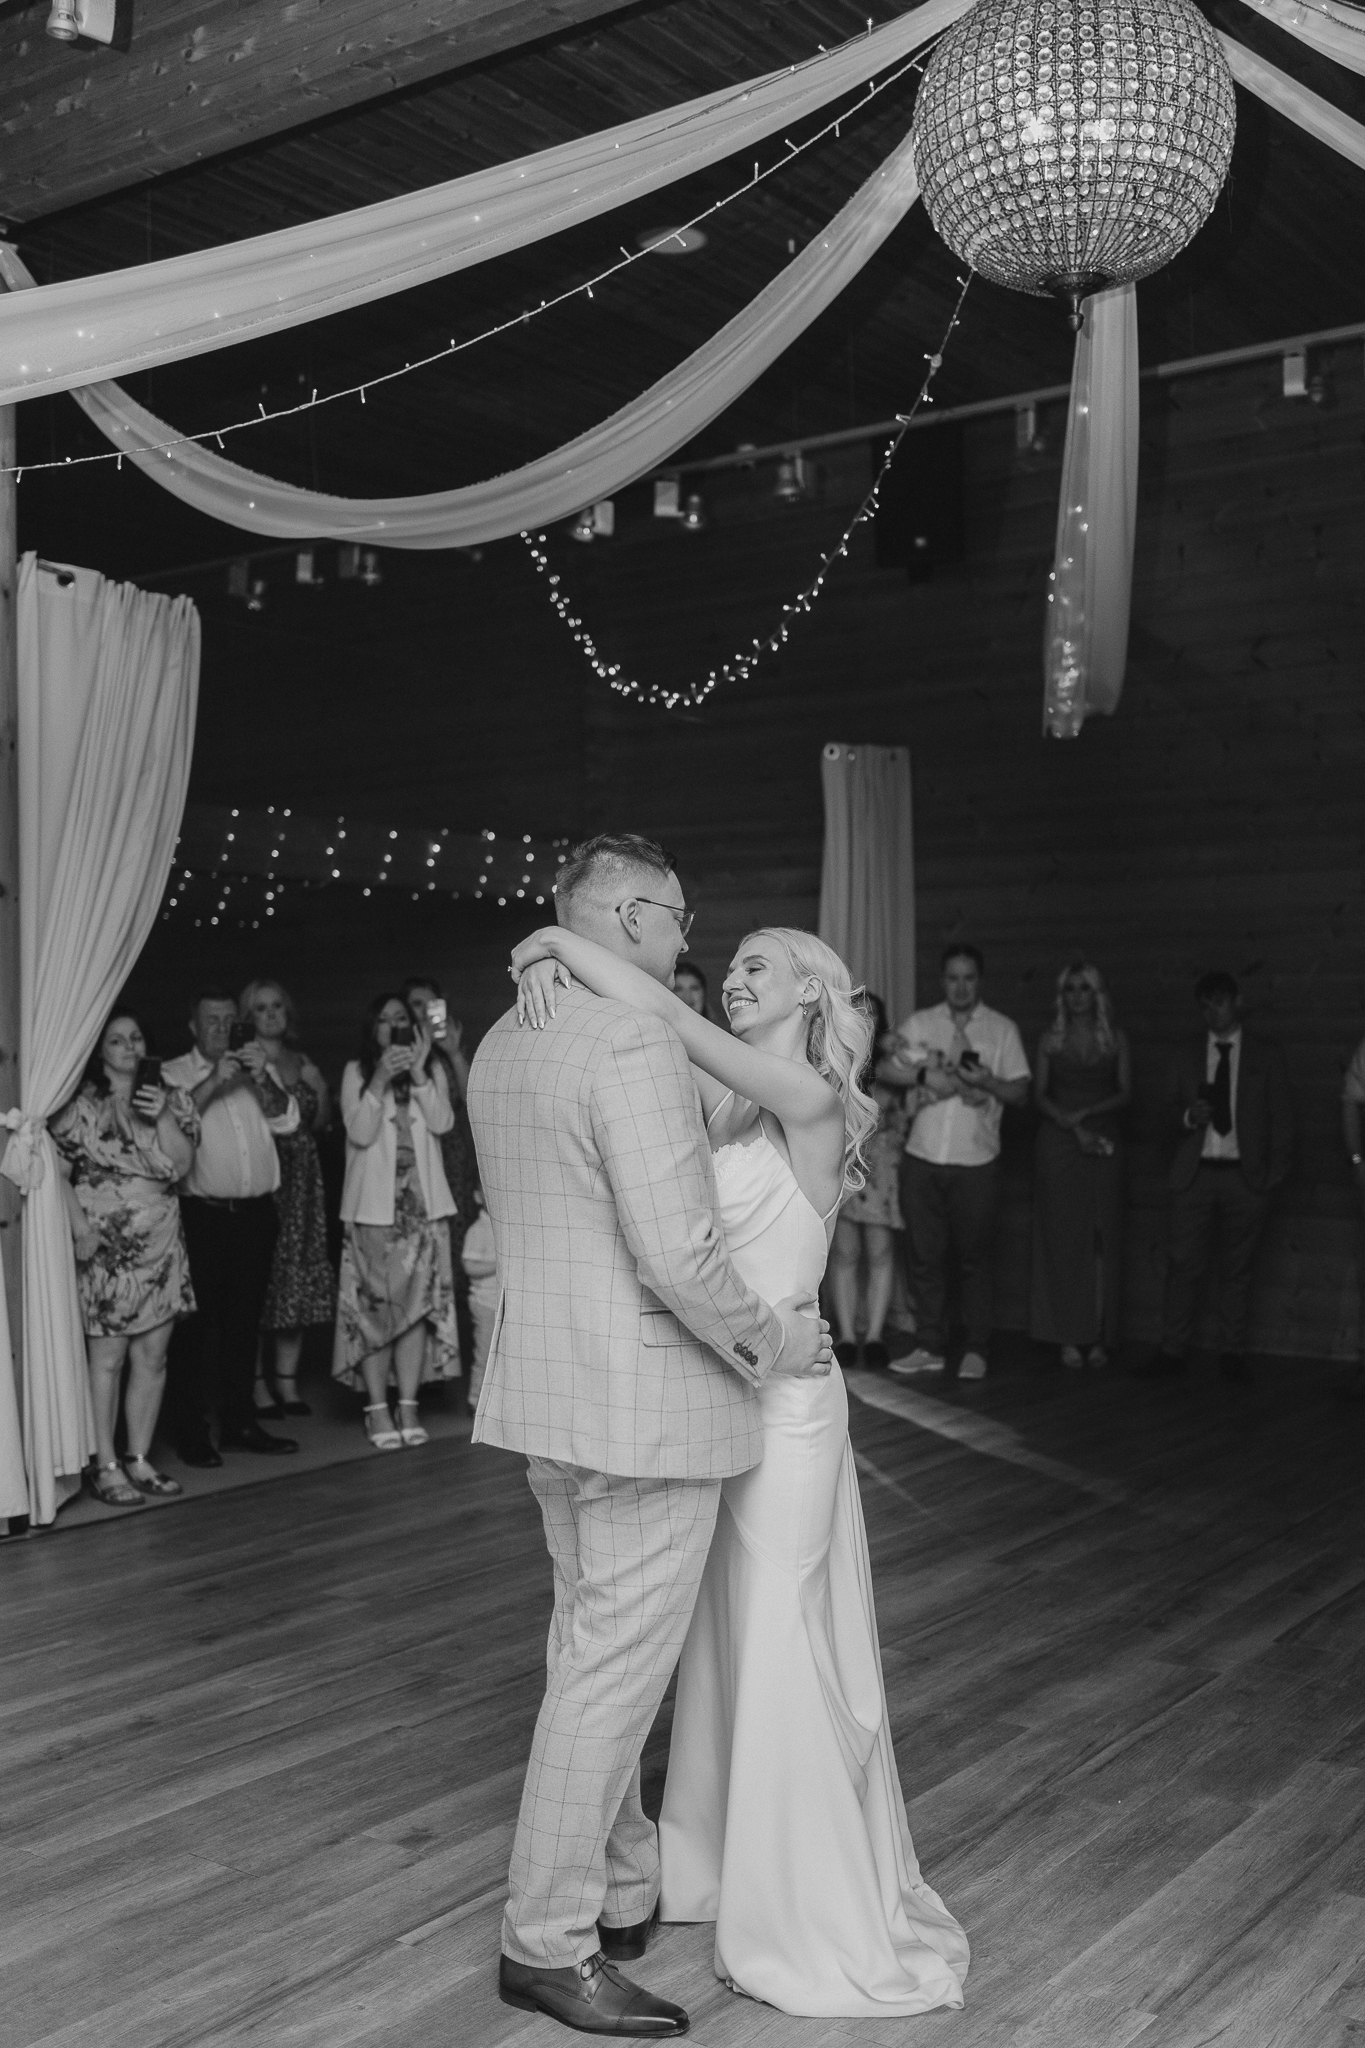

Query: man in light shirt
left=1137, top=970, right=1293, bottom=1386
left=163, top=990, right=302, bottom=1464
left=880, top=945, right=1030, bottom=1381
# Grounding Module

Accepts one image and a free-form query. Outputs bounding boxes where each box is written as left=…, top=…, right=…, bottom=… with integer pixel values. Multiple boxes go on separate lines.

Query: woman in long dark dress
left=1029, top=962, right=1131, bottom=1368
left=240, top=980, right=335, bottom=1418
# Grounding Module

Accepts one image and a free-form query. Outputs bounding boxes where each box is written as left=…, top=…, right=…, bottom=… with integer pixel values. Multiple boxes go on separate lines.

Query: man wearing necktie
left=1138, top=971, right=1293, bottom=1385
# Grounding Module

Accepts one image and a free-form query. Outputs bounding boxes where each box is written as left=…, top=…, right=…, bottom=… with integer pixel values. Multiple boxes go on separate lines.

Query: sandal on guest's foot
left=90, top=1461, right=146, bottom=1508
left=123, top=1455, right=183, bottom=1498
left=253, top=1379, right=285, bottom=1420
left=364, top=1402, right=402, bottom=1451
left=397, top=1399, right=429, bottom=1448
left=274, top=1375, right=312, bottom=1418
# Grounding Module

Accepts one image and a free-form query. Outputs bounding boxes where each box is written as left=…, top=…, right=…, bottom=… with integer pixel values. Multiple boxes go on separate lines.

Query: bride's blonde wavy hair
left=740, top=927, right=879, bottom=1194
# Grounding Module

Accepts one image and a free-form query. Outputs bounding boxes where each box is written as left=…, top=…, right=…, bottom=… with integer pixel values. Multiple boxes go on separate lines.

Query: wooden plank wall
left=122, top=338, right=1365, bottom=1360
left=572, top=340, right=1365, bottom=1360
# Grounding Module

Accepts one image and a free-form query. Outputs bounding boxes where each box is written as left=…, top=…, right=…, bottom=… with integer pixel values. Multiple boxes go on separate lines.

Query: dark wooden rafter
left=0, top=0, right=653, bottom=222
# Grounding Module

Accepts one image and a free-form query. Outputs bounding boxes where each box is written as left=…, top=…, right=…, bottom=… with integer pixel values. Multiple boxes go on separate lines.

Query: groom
left=468, top=832, right=831, bottom=2037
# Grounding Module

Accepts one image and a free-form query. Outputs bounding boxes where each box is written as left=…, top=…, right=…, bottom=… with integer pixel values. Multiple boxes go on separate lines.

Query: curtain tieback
left=0, top=1109, right=48, bottom=1192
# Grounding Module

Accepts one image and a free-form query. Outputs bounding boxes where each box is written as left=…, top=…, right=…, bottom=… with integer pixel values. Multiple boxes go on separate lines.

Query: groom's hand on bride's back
left=770, top=1296, right=834, bottom=1378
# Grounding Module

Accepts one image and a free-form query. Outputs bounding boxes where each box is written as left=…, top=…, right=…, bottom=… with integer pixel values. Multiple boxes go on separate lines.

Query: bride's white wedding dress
left=657, top=1111, right=970, bottom=2017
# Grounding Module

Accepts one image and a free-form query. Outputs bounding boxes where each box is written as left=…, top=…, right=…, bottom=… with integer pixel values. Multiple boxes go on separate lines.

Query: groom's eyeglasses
left=622, top=895, right=694, bottom=940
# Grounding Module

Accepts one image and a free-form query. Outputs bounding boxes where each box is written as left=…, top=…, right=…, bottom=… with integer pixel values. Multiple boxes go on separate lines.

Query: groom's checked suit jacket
left=468, top=983, right=786, bottom=1480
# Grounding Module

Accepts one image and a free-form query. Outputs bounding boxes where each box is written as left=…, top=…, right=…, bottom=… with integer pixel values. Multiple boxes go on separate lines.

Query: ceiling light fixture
left=680, top=492, right=707, bottom=533
left=774, top=453, right=810, bottom=504
left=46, top=0, right=118, bottom=42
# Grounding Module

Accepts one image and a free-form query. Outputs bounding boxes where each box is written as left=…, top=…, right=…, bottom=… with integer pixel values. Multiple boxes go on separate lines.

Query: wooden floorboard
left=3, top=1345, right=1364, bottom=2047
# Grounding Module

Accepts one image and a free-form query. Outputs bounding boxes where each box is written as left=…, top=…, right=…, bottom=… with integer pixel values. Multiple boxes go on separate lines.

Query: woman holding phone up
left=332, top=993, right=460, bottom=1448
left=50, top=1010, right=200, bottom=1506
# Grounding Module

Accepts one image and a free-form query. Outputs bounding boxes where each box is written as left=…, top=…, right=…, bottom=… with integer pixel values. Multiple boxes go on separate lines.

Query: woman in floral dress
left=332, top=993, right=459, bottom=1449
left=51, top=1010, right=200, bottom=1506
left=239, top=980, right=335, bottom=1418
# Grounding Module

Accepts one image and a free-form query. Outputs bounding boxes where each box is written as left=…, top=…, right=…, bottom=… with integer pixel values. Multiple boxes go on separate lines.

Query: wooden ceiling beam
left=0, top=0, right=650, bottom=223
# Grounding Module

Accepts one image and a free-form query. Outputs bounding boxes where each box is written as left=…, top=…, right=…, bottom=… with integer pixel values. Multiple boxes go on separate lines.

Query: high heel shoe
left=396, top=1399, right=429, bottom=1448
left=364, top=1402, right=402, bottom=1450
left=274, top=1375, right=312, bottom=1418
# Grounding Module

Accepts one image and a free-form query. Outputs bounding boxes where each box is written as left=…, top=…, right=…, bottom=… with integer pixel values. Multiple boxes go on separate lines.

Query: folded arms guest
left=51, top=1010, right=200, bottom=1507
left=238, top=978, right=335, bottom=1419
left=333, top=993, right=460, bottom=1450
left=163, top=991, right=302, bottom=1464
left=1029, top=962, right=1131, bottom=1369
left=881, top=945, right=1030, bottom=1382
left=1137, top=970, right=1293, bottom=1385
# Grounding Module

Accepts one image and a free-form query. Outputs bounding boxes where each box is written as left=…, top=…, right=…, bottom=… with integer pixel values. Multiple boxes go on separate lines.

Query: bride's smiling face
left=722, top=936, right=804, bottom=1038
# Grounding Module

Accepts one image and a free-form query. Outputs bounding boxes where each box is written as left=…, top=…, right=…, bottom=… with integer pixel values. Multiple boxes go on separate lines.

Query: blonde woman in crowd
left=1029, top=961, right=1131, bottom=1368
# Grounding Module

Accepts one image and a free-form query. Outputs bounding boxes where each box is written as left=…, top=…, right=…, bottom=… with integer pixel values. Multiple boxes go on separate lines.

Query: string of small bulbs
left=160, top=803, right=571, bottom=930
left=522, top=271, right=974, bottom=712
left=3, top=38, right=933, bottom=484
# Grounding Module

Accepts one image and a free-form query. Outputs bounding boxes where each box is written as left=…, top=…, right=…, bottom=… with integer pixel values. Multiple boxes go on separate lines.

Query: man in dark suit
left=1136, top=971, right=1293, bottom=1386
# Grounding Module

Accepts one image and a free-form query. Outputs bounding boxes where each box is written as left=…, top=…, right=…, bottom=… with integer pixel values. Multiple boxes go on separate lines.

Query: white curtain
left=0, top=1274, right=25, bottom=1520
left=0, top=557, right=199, bottom=1525
left=1234, top=0, right=1365, bottom=79
left=817, top=743, right=916, bottom=1027
left=1219, top=31, right=1365, bottom=164
left=1042, top=284, right=1139, bottom=737
left=6, top=137, right=921, bottom=550
left=0, top=0, right=972, bottom=409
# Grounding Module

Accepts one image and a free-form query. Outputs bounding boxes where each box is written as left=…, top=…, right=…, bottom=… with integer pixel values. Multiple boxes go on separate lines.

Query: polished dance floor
left=4, top=1345, right=1365, bottom=2048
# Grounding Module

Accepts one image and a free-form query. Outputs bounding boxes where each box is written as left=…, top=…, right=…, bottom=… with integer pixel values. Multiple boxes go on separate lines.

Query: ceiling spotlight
left=636, top=225, right=708, bottom=256
left=569, top=508, right=596, bottom=544
left=568, top=501, right=615, bottom=544
left=680, top=491, right=707, bottom=533
left=774, top=453, right=810, bottom=504
left=46, top=0, right=117, bottom=41
left=337, top=543, right=383, bottom=585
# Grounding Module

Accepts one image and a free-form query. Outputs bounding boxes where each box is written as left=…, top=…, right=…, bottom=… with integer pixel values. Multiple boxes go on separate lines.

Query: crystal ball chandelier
left=910, top=0, right=1236, bottom=325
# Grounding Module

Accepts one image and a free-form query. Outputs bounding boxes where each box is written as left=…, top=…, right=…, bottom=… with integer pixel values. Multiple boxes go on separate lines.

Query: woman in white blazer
left=332, top=992, right=460, bottom=1449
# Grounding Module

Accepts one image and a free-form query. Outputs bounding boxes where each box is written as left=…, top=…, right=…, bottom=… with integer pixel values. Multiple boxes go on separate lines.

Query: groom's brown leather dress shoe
left=598, top=1906, right=658, bottom=1963
left=499, top=1952, right=688, bottom=2036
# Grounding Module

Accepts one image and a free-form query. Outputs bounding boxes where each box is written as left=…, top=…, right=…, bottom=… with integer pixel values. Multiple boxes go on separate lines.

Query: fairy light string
left=161, top=803, right=572, bottom=929
left=4, top=33, right=939, bottom=484
left=522, top=272, right=974, bottom=712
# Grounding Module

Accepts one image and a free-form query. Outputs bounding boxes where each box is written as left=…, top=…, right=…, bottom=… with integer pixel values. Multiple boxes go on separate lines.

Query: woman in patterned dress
left=332, top=993, right=460, bottom=1449
left=239, top=980, right=335, bottom=1418
left=51, top=1010, right=200, bottom=1507
left=826, top=994, right=914, bottom=1370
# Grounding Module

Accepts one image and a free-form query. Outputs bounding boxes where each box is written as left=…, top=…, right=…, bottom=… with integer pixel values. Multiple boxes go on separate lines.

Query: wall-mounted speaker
left=874, top=424, right=965, bottom=583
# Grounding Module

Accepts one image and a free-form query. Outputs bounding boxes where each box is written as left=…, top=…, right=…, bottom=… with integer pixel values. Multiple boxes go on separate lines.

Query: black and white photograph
left=1, top=0, right=1363, bottom=2042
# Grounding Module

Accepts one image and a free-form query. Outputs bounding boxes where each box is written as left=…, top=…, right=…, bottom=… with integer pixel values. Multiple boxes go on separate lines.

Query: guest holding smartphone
left=402, top=976, right=478, bottom=1237
left=163, top=991, right=302, bottom=1463
left=238, top=979, right=335, bottom=1419
left=333, top=993, right=460, bottom=1448
left=51, top=1010, right=200, bottom=1506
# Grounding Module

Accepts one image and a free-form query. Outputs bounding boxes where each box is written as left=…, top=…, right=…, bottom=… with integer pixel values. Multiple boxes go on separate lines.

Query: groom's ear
left=616, top=898, right=643, bottom=945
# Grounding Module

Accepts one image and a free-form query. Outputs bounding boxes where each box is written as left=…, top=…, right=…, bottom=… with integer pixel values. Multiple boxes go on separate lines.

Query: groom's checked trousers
left=503, top=1459, right=721, bottom=1970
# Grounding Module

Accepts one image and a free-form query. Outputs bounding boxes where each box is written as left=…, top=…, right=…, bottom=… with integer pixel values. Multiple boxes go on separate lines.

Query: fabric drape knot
left=0, top=1108, right=48, bottom=1192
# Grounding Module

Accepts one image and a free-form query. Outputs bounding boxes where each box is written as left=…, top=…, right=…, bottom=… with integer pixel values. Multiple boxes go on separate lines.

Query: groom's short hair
left=554, top=832, right=676, bottom=923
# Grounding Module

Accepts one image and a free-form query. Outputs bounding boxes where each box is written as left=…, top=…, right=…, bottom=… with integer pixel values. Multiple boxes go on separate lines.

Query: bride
left=511, top=920, right=969, bottom=2019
